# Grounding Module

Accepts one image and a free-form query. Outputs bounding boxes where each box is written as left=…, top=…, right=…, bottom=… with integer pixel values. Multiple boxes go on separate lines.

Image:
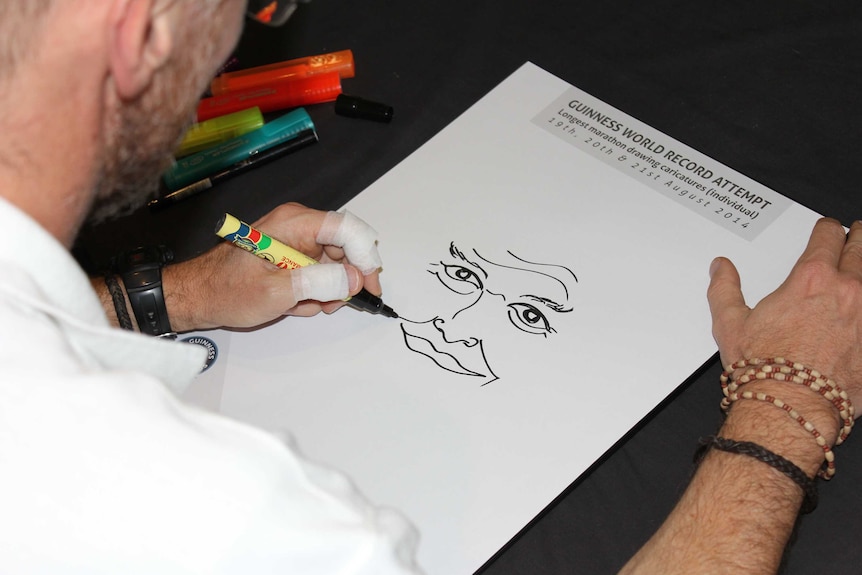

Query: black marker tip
left=380, top=305, right=399, bottom=319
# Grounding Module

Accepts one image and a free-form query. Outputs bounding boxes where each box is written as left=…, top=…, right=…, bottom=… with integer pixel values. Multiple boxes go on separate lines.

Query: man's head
left=90, top=0, right=249, bottom=222
left=0, top=0, right=248, bottom=242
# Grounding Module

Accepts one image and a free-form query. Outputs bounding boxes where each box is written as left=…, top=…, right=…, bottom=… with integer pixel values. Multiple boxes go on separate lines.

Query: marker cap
left=335, top=94, right=394, bottom=123
left=175, top=107, right=264, bottom=157
left=210, top=50, right=355, bottom=96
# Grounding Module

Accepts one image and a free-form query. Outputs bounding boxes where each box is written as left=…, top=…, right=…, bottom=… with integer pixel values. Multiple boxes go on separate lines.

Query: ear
left=108, top=0, right=175, bottom=100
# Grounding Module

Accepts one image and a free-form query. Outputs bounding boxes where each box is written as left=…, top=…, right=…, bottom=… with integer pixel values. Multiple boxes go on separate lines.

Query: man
left=0, top=1, right=421, bottom=573
left=2, top=3, right=861, bottom=575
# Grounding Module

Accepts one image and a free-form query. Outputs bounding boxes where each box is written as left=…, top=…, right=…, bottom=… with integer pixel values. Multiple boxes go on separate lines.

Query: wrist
left=92, top=275, right=133, bottom=330
left=161, top=256, right=216, bottom=333
left=109, top=246, right=177, bottom=337
left=722, top=378, right=842, bottom=478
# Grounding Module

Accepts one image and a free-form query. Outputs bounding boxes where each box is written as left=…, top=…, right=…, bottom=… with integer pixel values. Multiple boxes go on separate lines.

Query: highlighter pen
left=215, top=213, right=398, bottom=318
left=163, top=108, right=314, bottom=191
left=210, top=49, right=355, bottom=96
left=197, top=73, right=342, bottom=122
left=149, top=129, right=318, bottom=210
left=175, top=107, right=264, bottom=157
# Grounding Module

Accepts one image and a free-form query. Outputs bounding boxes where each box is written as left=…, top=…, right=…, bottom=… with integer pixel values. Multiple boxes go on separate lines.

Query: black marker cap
left=335, top=94, right=394, bottom=123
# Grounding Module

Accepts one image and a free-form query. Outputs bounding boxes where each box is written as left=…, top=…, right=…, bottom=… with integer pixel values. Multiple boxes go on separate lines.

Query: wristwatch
left=114, top=245, right=176, bottom=338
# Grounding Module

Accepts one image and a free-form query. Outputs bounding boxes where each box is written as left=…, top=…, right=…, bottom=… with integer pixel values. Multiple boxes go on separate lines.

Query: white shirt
left=0, top=197, right=423, bottom=574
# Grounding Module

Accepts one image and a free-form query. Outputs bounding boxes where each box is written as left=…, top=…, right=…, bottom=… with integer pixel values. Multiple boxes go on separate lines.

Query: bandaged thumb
left=290, top=264, right=351, bottom=303
left=316, top=210, right=383, bottom=275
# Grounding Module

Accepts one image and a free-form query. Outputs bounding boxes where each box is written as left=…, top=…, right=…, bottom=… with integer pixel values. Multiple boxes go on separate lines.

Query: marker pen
left=215, top=213, right=398, bottom=318
left=175, top=107, right=264, bottom=157
left=164, top=108, right=314, bottom=191
left=210, top=49, right=355, bottom=96
left=197, top=73, right=342, bottom=122
left=149, top=129, right=318, bottom=210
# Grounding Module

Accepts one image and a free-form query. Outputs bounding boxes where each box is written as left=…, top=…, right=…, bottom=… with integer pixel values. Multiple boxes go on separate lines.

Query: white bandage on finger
left=316, top=210, right=383, bottom=275
left=290, top=264, right=350, bottom=303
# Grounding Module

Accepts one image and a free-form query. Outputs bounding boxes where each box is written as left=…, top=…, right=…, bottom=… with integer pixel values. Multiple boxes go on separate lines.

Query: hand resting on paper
left=159, top=202, right=385, bottom=332
left=708, top=217, right=862, bottom=410
left=620, top=218, right=862, bottom=575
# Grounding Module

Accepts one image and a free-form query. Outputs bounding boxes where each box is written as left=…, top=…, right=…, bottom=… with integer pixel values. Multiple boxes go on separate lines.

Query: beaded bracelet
left=724, top=390, right=836, bottom=479
left=720, top=357, right=855, bottom=480
left=699, top=435, right=818, bottom=514
left=104, top=273, right=134, bottom=331
left=721, top=357, right=854, bottom=444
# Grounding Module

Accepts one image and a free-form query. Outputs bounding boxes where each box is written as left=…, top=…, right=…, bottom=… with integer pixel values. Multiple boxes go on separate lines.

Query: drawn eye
left=433, top=264, right=483, bottom=295
left=507, top=303, right=553, bottom=336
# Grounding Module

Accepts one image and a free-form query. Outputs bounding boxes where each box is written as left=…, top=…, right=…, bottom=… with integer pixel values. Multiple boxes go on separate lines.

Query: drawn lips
left=401, top=327, right=486, bottom=378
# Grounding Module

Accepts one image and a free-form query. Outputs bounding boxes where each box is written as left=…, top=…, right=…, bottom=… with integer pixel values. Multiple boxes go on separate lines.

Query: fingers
left=285, top=264, right=380, bottom=317
left=361, top=270, right=383, bottom=297
left=250, top=203, right=387, bottom=317
left=707, top=256, right=748, bottom=361
left=316, top=210, right=383, bottom=275
left=839, top=220, right=862, bottom=280
left=320, top=244, right=346, bottom=263
left=794, top=217, right=846, bottom=270
left=254, top=204, right=383, bottom=276
left=290, top=264, right=356, bottom=303
left=289, top=300, right=348, bottom=317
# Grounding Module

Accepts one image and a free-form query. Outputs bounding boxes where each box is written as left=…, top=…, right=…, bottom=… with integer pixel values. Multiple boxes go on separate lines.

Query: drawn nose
left=433, top=317, right=479, bottom=347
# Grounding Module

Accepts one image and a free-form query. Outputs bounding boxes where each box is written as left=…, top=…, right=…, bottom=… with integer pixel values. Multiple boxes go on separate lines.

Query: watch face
left=115, top=246, right=174, bottom=274
left=128, top=251, right=147, bottom=266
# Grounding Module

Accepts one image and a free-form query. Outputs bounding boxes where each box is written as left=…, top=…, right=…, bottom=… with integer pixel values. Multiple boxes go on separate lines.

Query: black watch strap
left=116, top=246, right=176, bottom=338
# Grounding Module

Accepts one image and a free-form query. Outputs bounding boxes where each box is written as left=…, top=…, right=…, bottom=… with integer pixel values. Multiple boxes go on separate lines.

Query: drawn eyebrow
left=520, top=294, right=573, bottom=313
left=472, top=248, right=578, bottom=301
left=448, top=242, right=488, bottom=279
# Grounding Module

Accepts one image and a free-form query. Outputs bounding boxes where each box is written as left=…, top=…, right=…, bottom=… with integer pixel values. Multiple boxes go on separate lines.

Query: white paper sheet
left=181, top=63, right=820, bottom=574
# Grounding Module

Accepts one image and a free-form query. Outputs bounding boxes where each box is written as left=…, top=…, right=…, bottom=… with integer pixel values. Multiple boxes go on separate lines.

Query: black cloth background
left=75, top=2, right=862, bottom=573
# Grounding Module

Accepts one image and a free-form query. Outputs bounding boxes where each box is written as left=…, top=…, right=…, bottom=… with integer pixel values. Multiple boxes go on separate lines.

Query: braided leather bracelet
left=699, top=435, right=818, bottom=514
left=104, top=273, right=134, bottom=331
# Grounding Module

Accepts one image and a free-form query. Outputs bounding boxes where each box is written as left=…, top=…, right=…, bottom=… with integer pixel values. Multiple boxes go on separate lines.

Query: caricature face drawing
left=398, top=242, right=578, bottom=386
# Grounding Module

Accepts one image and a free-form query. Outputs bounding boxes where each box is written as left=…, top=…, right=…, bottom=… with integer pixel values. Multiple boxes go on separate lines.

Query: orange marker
left=197, top=73, right=342, bottom=122
left=210, top=49, right=355, bottom=96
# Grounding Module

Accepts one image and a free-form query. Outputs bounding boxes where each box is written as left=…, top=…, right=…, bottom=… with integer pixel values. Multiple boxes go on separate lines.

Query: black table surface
left=75, top=2, right=862, bottom=573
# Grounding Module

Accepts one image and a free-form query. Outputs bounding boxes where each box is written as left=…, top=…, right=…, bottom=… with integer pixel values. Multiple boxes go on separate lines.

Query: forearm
left=620, top=379, right=841, bottom=575
left=89, top=204, right=386, bottom=333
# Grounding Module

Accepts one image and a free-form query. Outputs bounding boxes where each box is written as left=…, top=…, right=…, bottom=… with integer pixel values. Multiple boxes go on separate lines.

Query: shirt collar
left=0, top=196, right=206, bottom=393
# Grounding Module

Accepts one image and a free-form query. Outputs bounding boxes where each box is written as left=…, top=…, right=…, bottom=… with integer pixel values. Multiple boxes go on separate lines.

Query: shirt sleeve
left=0, top=367, right=425, bottom=575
